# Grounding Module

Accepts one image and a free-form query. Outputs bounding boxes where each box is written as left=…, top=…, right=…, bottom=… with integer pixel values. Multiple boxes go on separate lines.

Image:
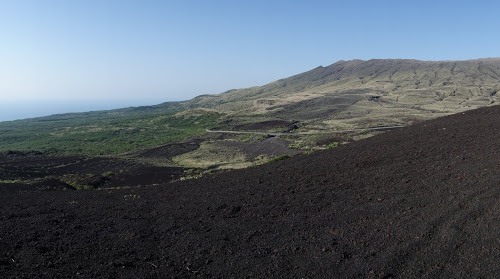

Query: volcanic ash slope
left=2, top=105, right=500, bottom=278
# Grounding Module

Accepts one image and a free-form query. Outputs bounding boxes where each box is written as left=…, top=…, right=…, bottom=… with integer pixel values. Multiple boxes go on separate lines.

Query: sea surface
left=0, top=99, right=168, bottom=122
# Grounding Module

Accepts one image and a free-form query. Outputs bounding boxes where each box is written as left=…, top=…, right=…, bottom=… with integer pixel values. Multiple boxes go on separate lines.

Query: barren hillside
left=185, top=58, right=500, bottom=131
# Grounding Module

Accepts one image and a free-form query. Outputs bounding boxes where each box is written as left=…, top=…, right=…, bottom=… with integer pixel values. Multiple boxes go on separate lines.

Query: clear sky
left=0, top=0, right=499, bottom=120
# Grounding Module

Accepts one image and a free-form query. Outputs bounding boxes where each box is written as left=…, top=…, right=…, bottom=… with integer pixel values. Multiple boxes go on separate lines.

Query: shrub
left=102, top=171, right=114, bottom=177
left=0, top=180, right=19, bottom=184
left=326, top=142, right=343, bottom=149
left=268, top=154, right=290, bottom=163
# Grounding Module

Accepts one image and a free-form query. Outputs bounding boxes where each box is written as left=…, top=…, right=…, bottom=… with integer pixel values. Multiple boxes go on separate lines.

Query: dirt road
left=205, top=125, right=405, bottom=136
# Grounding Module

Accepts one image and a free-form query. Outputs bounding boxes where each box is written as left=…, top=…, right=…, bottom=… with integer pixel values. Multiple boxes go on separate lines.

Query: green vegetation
left=0, top=179, right=20, bottom=184
left=267, top=154, right=290, bottom=163
left=178, top=166, right=220, bottom=181
left=326, top=142, right=343, bottom=149
left=0, top=108, right=223, bottom=155
left=172, top=141, right=249, bottom=169
left=179, top=168, right=203, bottom=180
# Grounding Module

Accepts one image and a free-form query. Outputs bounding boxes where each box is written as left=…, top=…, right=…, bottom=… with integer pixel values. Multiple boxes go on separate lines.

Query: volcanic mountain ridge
left=2, top=58, right=500, bottom=171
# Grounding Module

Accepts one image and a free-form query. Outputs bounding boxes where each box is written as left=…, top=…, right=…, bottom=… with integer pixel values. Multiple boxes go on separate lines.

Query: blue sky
left=0, top=0, right=499, bottom=119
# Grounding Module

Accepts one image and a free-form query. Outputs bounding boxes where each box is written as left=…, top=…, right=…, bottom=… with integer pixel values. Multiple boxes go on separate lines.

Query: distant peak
left=331, top=58, right=500, bottom=65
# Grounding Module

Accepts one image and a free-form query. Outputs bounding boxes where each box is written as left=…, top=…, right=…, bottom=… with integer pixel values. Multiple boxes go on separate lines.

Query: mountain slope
left=2, top=105, right=500, bottom=277
left=1, top=58, right=499, bottom=165
left=184, top=58, right=500, bottom=130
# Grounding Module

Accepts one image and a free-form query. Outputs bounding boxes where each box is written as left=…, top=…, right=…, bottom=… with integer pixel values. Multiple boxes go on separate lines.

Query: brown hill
left=185, top=58, right=500, bottom=131
left=1, top=105, right=500, bottom=277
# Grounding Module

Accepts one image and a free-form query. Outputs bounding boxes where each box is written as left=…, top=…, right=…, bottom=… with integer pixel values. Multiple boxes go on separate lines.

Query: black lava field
left=2, top=106, right=500, bottom=278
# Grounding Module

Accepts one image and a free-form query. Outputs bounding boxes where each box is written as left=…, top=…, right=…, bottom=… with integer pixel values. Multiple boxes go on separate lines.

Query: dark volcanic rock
left=2, top=105, right=500, bottom=278
left=221, top=137, right=302, bottom=160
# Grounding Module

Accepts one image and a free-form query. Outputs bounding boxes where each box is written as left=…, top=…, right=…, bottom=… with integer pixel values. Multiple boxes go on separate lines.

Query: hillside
left=185, top=58, right=500, bottom=130
left=1, top=58, right=499, bottom=170
left=2, top=105, right=500, bottom=277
